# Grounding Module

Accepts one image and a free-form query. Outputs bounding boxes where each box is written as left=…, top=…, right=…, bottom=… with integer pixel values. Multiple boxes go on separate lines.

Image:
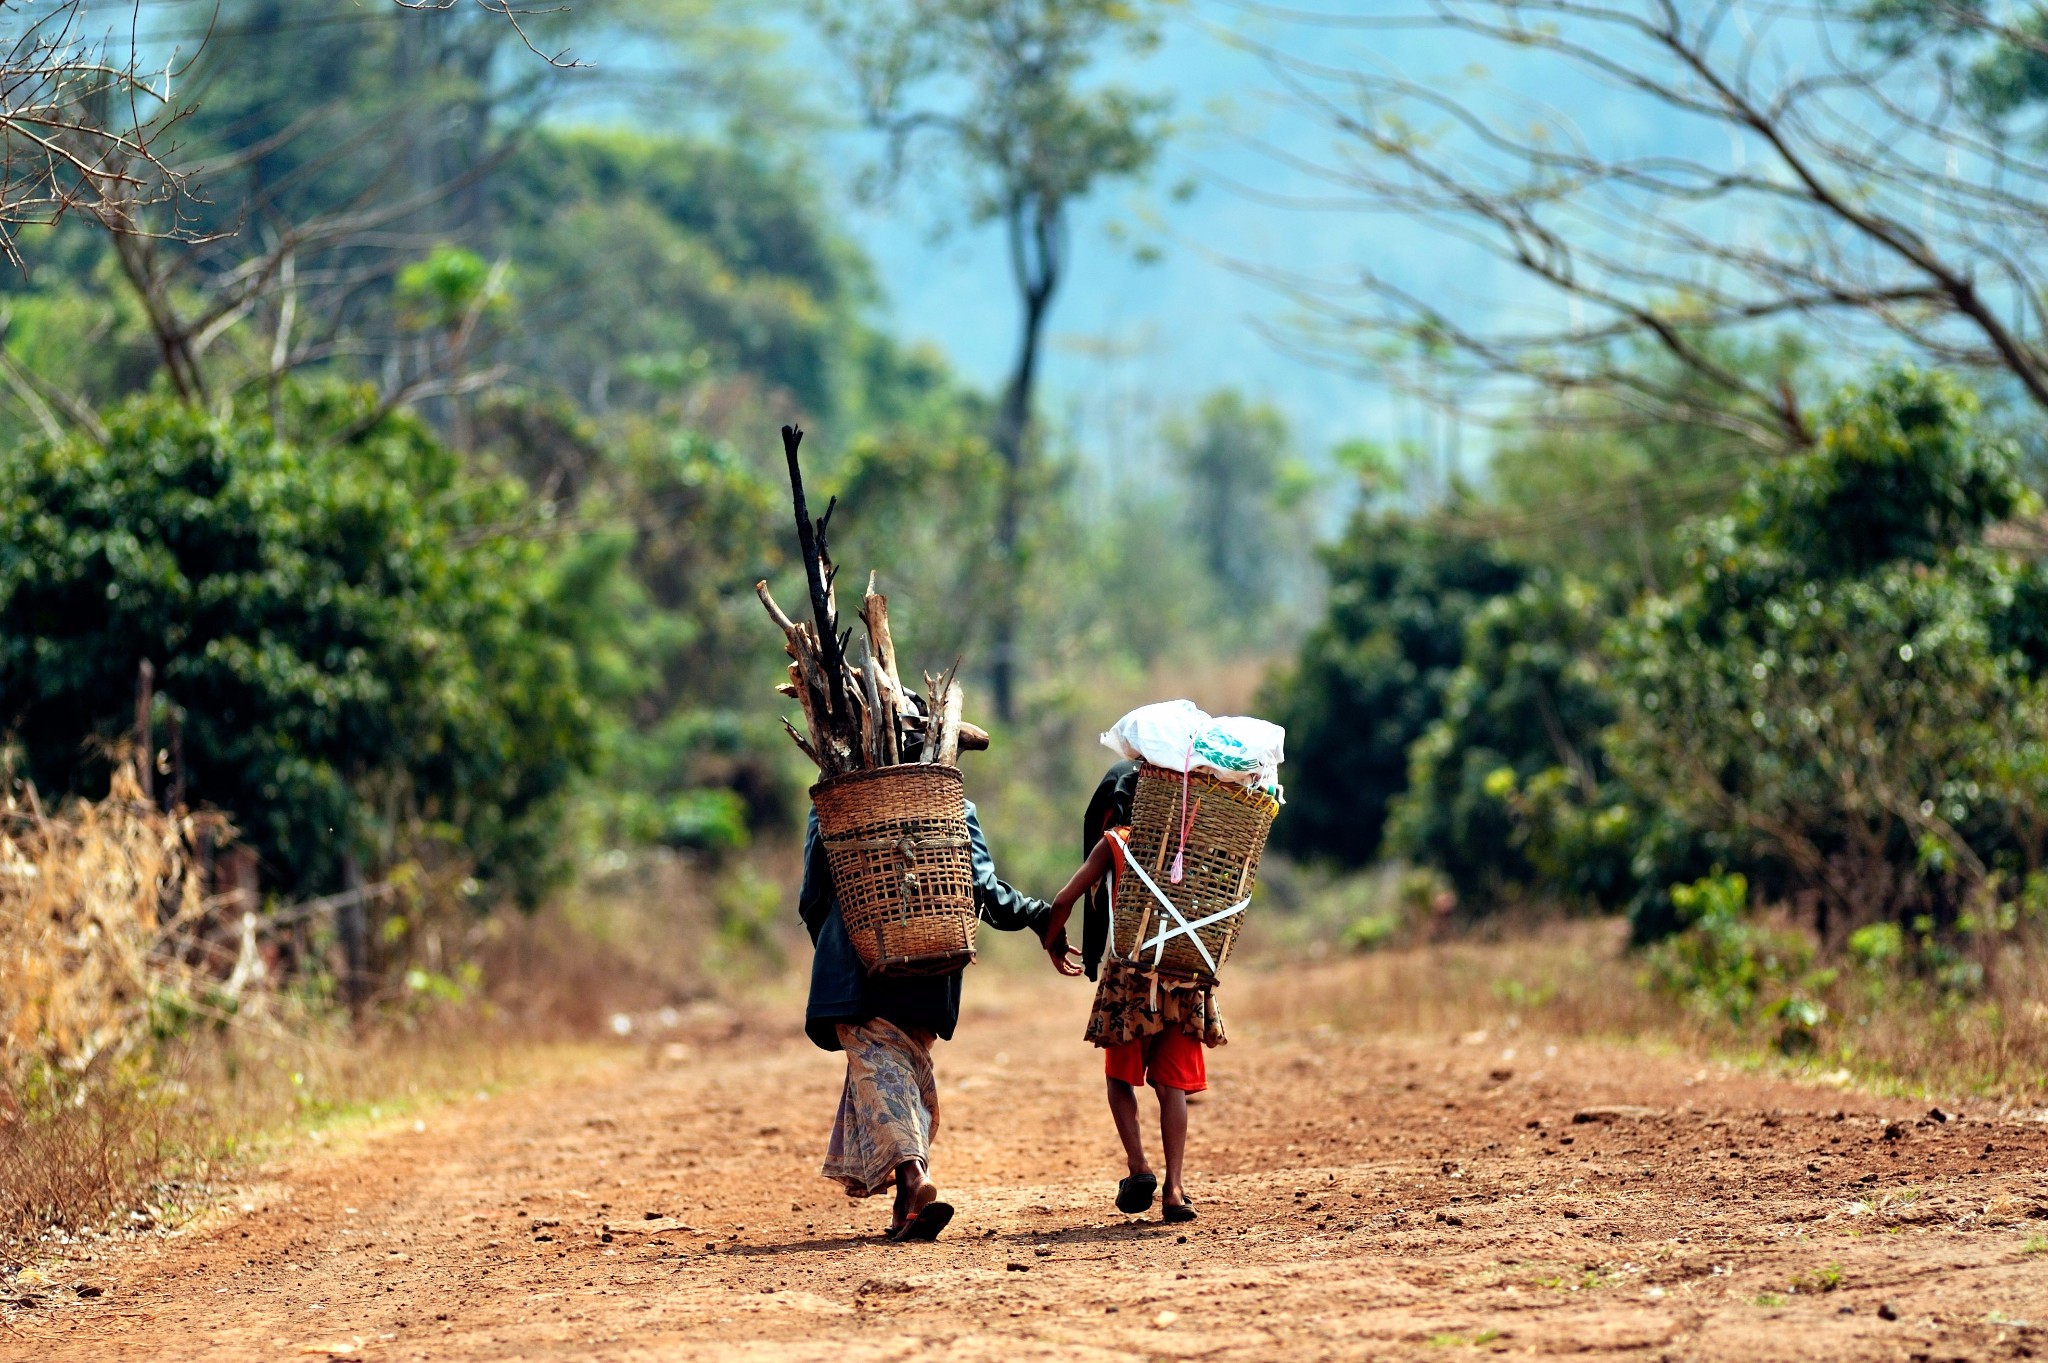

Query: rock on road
left=7, top=970, right=2047, bottom=1362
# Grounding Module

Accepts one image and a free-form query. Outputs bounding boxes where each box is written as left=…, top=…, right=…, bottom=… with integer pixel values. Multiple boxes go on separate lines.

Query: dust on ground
left=6, top=967, right=2046, bottom=1362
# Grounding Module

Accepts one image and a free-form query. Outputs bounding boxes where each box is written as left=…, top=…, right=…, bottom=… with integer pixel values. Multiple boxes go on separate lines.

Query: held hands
left=1040, top=837, right=1114, bottom=980
left=1041, top=899, right=1084, bottom=977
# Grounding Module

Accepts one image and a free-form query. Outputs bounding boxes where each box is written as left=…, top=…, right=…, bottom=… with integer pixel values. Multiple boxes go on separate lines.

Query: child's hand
left=1044, top=929, right=1085, bottom=977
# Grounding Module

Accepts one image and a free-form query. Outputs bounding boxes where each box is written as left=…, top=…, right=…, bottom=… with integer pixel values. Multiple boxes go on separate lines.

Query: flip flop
left=1115, top=1173, right=1158, bottom=1214
left=1162, top=1200, right=1196, bottom=1225
left=888, top=1181, right=951, bottom=1242
left=897, top=1200, right=954, bottom=1242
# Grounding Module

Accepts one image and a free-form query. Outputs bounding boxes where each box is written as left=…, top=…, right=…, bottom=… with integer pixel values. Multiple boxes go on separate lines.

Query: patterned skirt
left=1083, top=958, right=1227, bottom=1049
left=821, top=1018, right=940, bottom=1197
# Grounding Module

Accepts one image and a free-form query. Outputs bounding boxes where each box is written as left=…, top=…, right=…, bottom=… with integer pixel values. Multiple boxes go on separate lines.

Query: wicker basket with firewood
left=755, top=424, right=989, bottom=977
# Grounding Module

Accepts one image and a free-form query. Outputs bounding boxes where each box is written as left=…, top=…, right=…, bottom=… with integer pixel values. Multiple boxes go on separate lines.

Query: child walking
left=1041, top=760, right=1223, bottom=1225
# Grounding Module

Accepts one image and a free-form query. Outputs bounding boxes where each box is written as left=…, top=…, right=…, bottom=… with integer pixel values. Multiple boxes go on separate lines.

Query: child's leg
left=1153, top=1084, right=1188, bottom=1204
left=1106, top=1077, right=1151, bottom=1175
left=1146, top=1031, right=1206, bottom=1207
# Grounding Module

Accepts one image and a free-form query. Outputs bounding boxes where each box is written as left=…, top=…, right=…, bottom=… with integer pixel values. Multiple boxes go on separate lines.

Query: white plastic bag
left=1194, top=714, right=1286, bottom=793
left=1102, top=701, right=1287, bottom=795
left=1101, top=699, right=1209, bottom=771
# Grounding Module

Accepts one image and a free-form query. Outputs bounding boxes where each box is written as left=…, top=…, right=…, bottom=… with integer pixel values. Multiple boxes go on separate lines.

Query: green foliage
left=1387, top=573, right=1620, bottom=904
left=1643, top=872, right=1835, bottom=1052
left=1367, top=366, right=2048, bottom=960
left=1163, top=389, right=1312, bottom=632
left=1265, top=511, right=1525, bottom=865
left=0, top=390, right=600, bottom=902
left=1483, top=335, right=1805, bottom=588
left=819, top=0, right=1171, bottom=228
left=397, top=246, right=514, bottom=334
left=830, top=424, right=1007, bottom=670
left=1861, top=1, right=2048, bottom=122
left=1740, top=368, right=2024, bottom=577
left=490, top=128, right=867, bottom=419
left=1602, top=368, right=2046, bottom=937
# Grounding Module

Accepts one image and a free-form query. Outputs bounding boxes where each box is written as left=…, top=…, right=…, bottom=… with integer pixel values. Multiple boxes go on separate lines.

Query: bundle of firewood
left=755, top=424, right=987, bottom=779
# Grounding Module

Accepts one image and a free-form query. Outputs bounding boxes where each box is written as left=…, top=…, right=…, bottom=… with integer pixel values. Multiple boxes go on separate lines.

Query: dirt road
left=7, top=970, right=2048, bottom=1362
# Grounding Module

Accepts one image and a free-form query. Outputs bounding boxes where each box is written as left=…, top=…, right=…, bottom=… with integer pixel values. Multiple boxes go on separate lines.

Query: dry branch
left=1248, top=0, right=2048, bottom=439
left=758, top=427, right=984, bottom=779
left=935, top=680, right=964, bottom=767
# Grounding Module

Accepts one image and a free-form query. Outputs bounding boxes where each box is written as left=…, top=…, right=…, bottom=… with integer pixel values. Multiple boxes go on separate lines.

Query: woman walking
left=797, top=796, right=1063, bottom=1241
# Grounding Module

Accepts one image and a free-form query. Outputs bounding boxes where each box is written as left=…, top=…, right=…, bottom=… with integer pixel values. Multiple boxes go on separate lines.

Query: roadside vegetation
left=5, top=0, right=2048, bottom=1268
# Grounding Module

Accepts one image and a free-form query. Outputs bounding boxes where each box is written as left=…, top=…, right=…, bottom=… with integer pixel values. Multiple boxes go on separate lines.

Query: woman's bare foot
left=892, top=1173, right=951, bottom=1242
left=889, top=1160, right=935, bottom=1239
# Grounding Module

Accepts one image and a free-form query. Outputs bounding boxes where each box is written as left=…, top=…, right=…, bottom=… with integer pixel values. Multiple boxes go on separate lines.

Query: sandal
left=1162, top=1200, right=1196, bottom=1225
left=896, top=1200, right=954, bottom=1242
left=888, top=1181, right=953, bottom=1242
left=1115, top=1173, right=1158, bottom=1214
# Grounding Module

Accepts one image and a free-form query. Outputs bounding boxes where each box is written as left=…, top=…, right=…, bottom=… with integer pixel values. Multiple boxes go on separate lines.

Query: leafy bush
left=1377, top=367, right=2048, bottom=955
left=1602, top=368, right=2047, bottom=940
left=1265, top=512, right=1524, bottom=865
left=1387, top=573, right=1620, bottom=904
left=1641, top=872, right=1835, bottom=1052
left=0, top=390, right=602, bottom=903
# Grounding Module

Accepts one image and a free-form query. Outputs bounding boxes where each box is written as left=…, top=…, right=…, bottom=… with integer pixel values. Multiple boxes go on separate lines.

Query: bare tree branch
left=0, top=0, right=207, bottom=270
left=1234, top=0, right=2048, bottom=438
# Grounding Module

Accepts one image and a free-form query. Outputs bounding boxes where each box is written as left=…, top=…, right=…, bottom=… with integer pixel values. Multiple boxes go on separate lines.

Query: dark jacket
left=1080, top=761, right=1141, bottom=981
left=799, top=800, right=1049, bottom=1052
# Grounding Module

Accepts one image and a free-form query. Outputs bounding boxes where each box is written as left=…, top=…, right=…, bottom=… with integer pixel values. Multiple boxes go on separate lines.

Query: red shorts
left=1103, top=1029, right=1207, bottom=1093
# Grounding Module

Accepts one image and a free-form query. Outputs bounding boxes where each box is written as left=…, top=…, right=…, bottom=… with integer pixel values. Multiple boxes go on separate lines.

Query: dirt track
left=7, top=969, right=2048, bottom=1362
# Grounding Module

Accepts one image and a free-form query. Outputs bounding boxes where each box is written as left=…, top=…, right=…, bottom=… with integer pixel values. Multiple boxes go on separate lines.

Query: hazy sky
left=821, top=3, right=1517, bottom=483
left=807, top=1, right=1817, bottom=491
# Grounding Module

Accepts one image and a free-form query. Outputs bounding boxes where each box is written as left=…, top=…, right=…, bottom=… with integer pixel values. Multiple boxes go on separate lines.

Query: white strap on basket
left=1113, top=842, right=1246, bottom=978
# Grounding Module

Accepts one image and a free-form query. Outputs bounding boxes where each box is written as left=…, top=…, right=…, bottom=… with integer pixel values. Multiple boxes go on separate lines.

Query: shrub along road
left=6, top=971, right=2047, bottom=1362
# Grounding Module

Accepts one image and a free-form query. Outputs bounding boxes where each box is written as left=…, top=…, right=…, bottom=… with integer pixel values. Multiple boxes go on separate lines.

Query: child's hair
left=1079, top=760, right=1141, bottom=980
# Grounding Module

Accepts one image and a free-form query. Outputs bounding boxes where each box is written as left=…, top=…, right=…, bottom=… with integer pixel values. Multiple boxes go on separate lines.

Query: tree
left=1386, top=572, right=1620, bottom=905
left=1164, top=389, right=1309, bottom=631
left=817, top=0, right=1170, bottom=719
left=0, top=0, right=751, bottom=430
left=1250, top=1, right=2048, bottom=444
left=1262, top=511, right=1525, bottom=866
left=1468, top=336, right=1811, bottom=591
left=1598, top=370, right=2044, bottom=934
left=0, top=2, right=199, bottom=270
left=0, top=388, right=602, bottom=905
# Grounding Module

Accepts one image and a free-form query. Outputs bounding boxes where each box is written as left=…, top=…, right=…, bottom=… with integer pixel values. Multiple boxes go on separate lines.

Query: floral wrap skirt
left=821, top=1017, right=940, bottom=1197
left=1083, top=958, right=1227, bottom=1050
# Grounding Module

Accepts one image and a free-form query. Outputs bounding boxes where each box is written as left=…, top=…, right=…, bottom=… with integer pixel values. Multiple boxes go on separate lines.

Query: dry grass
left=1231, top=914, right=2048, bottom=1106
left=0, top=767, right=670, bottom=1258
left=1233, top=918, right=1661, bottom=1040
left=0, top=763, right=212, bottom=1085
left=0, top=763, right=217, bottom=1249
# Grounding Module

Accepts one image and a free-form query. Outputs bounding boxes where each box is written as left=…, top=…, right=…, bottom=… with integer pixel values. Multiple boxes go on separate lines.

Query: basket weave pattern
left=813, top=764, right=978, bottom=977
left=1110, top=763, right=1278, bottom=984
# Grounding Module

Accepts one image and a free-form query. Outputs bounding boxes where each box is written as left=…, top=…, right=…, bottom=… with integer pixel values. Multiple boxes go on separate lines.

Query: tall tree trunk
left=989, top=195, right=1062, bottom=723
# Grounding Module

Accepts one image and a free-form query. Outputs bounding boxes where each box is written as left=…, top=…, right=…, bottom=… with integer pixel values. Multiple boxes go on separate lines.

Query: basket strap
left=1137, top=896, right=1249, bottom=959
left=1114, top=845, right=1224, bottom=977
left=821, top=832, right=971, bottom=854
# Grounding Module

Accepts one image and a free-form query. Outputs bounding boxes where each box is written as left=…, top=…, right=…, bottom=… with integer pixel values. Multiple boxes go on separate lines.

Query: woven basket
left=1109, top=763, right=1279, bottom=985
left=812, top=764, right=978, bottom=977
